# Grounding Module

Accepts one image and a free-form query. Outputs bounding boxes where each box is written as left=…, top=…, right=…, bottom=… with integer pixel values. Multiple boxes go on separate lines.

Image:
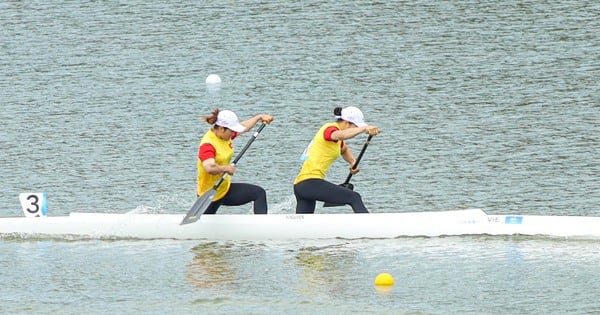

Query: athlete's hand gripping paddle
left=180, top=123, right=267, bottom=225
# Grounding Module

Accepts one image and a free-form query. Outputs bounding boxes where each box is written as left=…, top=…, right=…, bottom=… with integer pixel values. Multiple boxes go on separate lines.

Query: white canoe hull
left=1, top=209, right=600, bottom=241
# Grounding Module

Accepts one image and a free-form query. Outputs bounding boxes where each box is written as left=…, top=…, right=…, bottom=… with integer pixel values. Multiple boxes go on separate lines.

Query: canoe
left=2, top=208, right=600, bottom=240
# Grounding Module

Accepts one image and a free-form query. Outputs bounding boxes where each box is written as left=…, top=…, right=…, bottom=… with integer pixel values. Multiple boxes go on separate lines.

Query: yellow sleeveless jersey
left=197, top=130, right=234, bottom=200
left=294, top=122, right=343, bottom=184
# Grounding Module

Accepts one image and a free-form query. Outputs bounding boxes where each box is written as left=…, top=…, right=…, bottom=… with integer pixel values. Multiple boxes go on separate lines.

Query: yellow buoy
left=374, top=273, right=395, bottom=286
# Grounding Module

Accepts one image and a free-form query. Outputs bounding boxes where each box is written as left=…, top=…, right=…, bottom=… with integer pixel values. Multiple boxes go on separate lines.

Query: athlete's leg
left=294, top=179, right=368, bottom=213
left=203, top=200, right=223, bottom=215
left=220, top=183, right=268, bottom=214
left=294, top=181, right=317, bottom=214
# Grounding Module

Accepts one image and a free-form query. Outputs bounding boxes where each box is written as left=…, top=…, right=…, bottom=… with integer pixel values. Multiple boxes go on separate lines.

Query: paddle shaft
left=341, top=134, right=373, bottom=185
left=211, top=123, right=267, bottom=190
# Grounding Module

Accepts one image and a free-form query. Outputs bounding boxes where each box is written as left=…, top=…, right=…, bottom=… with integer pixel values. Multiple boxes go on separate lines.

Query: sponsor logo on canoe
left=504, top=216, right=523, bottom=224
left=487, top=216, right=523, bottom=224
left=286, top=215, right=304, bottom=220
left=488, top=216, right=501, bottom=223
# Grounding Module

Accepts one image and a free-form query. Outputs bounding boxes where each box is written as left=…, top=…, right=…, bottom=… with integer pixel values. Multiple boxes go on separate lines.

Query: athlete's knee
left=348, top=191, right=362, bottom=203
left=203, top=202, right=219, bottom=215
left=256, top=186, right=266, bottom=199
left=353, top=207, right=369, bottom=213
left=253, top=188, right=268, bottom=214
left=254, top=206, right=267, bottom=215
left=349, top=192, right=369, bottom=213
left=295, top=199, right=315, bottom=214
left=296, top=207, right=315, bottom=214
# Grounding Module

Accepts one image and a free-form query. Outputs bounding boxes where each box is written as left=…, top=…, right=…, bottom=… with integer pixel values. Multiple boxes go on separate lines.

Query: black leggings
left=203, top=183, right=267, bottom=215
left=294, top=179, right=369, bottom=214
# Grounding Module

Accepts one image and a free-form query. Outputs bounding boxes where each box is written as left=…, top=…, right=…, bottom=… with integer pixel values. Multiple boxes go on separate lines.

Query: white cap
left=341, top=106, right=367, bottom=127
left=216, top=110, right=246, bottom=132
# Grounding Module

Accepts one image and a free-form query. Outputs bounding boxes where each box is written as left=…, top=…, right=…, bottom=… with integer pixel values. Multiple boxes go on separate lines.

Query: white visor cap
left=216, top=110, right=245, bottom=132
left=341, top=106, right=367, bottom=127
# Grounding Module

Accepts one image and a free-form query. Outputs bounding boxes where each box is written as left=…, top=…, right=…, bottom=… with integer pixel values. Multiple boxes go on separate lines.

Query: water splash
left=267, top=195, right=296, bottom=214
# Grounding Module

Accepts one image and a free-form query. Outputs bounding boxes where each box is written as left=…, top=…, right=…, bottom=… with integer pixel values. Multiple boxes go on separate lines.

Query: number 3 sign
left=19, top=193, right=48, bottom=217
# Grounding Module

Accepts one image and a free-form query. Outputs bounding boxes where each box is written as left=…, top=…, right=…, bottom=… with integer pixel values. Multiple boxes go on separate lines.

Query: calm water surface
left=1, top=1, right=599, bottom=314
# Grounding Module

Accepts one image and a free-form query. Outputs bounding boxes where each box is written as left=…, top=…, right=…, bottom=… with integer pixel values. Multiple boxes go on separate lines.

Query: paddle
left=323, top=134, right=374, bottom=207
left=180, top=123, right=267, bottom=225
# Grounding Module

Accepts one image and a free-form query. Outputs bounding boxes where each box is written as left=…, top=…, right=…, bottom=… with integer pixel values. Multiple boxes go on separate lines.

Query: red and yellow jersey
left=197, top=130, right=235, bottom=200
left=294, top=122, right=345, bottom=184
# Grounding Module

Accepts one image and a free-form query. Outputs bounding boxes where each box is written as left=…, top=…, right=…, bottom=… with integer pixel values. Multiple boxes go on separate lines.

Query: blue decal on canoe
left=41, top=192, right=48, bottom=216
left=505, top=216, right=523, bottom=224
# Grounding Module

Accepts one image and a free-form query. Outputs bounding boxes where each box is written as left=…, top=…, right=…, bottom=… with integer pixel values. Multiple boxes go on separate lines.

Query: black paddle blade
left=180, top=189, right=216, bottom=225
left=323, top=182, right=355, bottom=207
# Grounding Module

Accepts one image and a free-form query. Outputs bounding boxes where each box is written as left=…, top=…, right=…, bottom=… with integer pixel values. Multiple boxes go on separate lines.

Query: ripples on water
left=5, top=237, right=596, bottom=314
left=1, top=1, right=597, bottom=217
left=1, top=1, right=599, bottom=314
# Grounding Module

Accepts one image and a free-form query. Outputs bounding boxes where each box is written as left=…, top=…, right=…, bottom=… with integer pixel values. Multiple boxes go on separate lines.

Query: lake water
left=1, top=1, right=599, bottom=314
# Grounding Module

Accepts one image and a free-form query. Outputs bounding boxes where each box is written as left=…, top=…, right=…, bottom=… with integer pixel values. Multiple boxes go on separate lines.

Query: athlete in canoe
left=294, top=106, right=380, bottom=214
left=197, top=109, right=274, bottom=214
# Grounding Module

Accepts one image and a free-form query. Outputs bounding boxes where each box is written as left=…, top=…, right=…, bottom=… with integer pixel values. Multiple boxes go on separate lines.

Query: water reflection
left=290, top=243, right=360, bottom=298
left=186, top=242, right=237, bottom=291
